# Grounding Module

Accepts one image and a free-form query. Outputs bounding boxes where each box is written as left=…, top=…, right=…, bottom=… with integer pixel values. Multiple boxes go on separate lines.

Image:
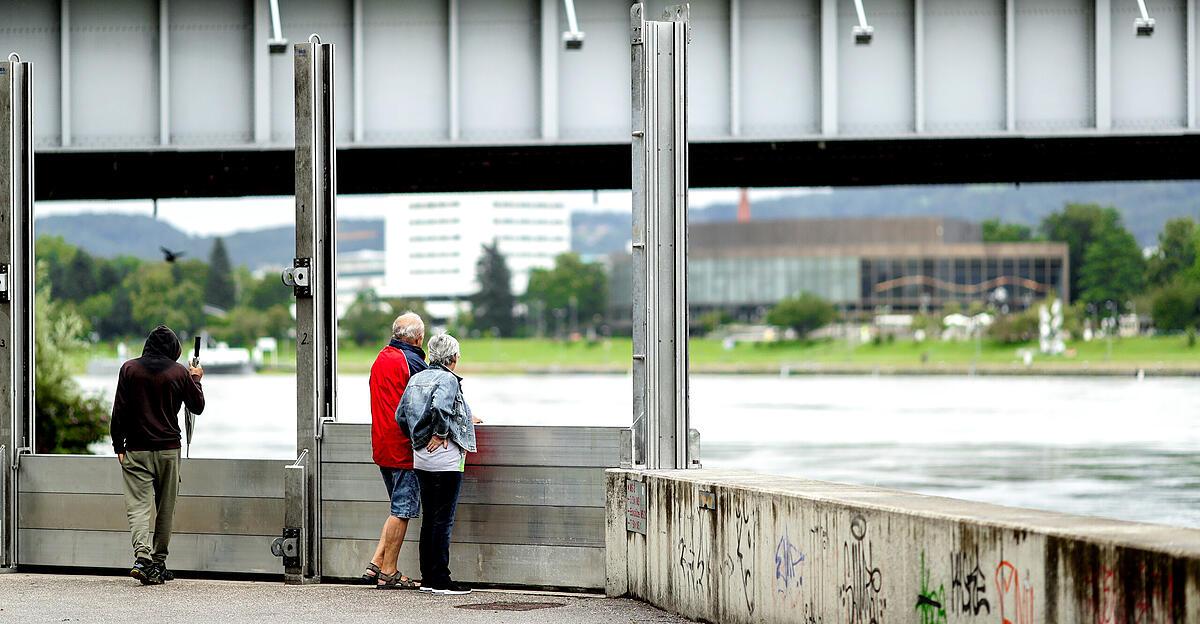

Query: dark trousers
left=416, top=469, right=463, bottom=587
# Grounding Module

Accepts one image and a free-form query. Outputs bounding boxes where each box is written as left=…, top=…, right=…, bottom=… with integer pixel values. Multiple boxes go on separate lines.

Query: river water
left=77, top=373, right=1200, bottom=528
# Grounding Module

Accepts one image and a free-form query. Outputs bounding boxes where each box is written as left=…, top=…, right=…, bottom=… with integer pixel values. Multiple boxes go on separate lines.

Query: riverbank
left=76, top=335, right=1200, bottom=376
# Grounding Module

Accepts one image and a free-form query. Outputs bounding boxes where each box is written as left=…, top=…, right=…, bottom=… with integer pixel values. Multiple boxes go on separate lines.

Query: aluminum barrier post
left=0, top=53, right=35, bottom=570
left=631, top=5, right=690, bottom=470
left=285, top=34, right=337, bottom=583
left=272, top=450, right=309, bottom=581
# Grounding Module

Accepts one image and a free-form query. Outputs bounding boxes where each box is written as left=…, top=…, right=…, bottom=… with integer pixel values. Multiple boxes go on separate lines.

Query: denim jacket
left=396, top=364, right=476, bottom=454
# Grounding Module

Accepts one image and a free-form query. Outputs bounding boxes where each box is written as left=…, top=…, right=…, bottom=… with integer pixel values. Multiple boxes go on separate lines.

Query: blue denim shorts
left=379, top=467, right=421, bottom=519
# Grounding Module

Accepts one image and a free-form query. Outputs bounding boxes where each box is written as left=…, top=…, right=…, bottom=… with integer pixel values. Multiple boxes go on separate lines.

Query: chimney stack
left=737, top=187, right=751, bottom=223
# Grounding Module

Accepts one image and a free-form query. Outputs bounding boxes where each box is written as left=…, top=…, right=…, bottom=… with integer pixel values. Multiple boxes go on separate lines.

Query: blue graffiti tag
left=774, top=529, right=806, bottom=593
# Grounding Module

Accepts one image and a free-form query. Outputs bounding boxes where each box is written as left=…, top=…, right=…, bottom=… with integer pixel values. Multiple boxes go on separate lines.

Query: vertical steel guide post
left=0, top=53, right=34, bottom=570
left=286, top=34, right=337, bottom=583
left=630, top=5, right=692, bottom=470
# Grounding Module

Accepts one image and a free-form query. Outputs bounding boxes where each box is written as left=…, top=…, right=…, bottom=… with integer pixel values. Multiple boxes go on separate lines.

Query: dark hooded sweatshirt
left=110, top=326, right=205, bottom=454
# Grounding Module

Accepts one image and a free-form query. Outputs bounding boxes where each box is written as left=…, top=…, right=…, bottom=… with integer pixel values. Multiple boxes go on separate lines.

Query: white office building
left=383, top=193, right=571, bottom=313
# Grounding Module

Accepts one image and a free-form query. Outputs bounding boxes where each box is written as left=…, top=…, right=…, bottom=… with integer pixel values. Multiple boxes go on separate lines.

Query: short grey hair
left=391, top=312, right=425, bottom=343
left=427, top=333, right=460, bottom=367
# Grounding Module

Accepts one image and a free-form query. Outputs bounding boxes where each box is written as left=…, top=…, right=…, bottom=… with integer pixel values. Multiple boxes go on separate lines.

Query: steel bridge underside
left=34, top=133, right=1200, bottom=200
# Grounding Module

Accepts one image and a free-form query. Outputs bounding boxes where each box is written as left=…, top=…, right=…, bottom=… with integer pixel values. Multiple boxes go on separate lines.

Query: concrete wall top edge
left=608, top=468, right=1200, bottom=558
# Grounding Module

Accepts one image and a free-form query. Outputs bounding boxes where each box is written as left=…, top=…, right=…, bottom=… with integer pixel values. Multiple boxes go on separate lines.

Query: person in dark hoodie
left=110, top=325, right=205, bottom=585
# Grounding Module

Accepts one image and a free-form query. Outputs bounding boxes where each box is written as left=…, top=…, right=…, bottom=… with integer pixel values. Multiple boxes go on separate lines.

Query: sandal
left=361, top=563, right=381, bottom=585
left=376, top=571, right=421, bottom=590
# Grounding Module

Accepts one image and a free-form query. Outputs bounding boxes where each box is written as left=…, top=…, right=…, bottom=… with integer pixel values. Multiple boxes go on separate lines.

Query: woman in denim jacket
left=397, top=333, right=478, bottom=595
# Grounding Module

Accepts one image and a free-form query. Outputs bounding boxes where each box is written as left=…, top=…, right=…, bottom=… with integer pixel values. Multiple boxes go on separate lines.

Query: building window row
left=505, top=251, right=558, bottom=258
left=493, top=201, right=563, bottom=209
left=496, top=235, right=566, bottom=242
left=493, top=218, right=565, bottom=226
left=410, top=201, right=460, bottom=210
left=411, top=268, right=461, bottom=275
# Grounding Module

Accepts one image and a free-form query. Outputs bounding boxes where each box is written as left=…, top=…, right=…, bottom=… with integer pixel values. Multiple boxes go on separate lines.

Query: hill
left=36, top=214, right=384, bottom=270
left=571, top=181, right=1200, bottom=256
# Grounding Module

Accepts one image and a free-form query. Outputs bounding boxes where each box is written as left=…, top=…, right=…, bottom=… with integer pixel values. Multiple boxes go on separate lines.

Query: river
left=77, top=373, right=1200, bottom=528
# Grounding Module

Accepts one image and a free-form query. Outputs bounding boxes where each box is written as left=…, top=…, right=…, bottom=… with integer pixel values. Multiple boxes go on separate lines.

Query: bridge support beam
left=631, top=5, right=690, bottom=471
left=0, top=53, right=35, bottom=570
left=288, top=35, right=338, bottom=584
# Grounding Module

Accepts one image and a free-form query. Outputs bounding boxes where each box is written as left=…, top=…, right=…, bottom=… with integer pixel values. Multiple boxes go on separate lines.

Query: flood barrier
left=606, top=469, right=1200, bottom=623
left=14, top=425, right=626, bottom=589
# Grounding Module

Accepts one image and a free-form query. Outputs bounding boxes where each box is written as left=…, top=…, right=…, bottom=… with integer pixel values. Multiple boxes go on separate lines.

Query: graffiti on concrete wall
left=916, top=550, right=948, bottom=624
left=774, top=528, right=806, bottom=595
left=950, top=549, right=991, bottom=617
left=726, top=497, right=761, bottom=616
left=841, top=514, right=887, bottom=624
left=995, top=560, right=1035, bottom=624
left=677, top=508, right=713, bottom=598
left=910, top=552, right=1033, bottom=624
left=1084, top=563, right=1176, bottom=624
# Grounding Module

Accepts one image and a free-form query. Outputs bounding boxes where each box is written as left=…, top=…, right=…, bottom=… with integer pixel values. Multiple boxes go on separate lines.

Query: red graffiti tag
left=995, top=561, right=1035, bottom=624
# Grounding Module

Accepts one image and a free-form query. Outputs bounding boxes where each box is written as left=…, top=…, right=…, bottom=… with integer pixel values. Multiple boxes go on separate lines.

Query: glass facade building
left=607, top=218, right=1069, bottom=322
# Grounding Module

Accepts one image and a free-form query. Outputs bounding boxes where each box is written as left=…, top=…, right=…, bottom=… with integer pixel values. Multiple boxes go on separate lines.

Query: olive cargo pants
left=120, top=449, right=180, bottom=563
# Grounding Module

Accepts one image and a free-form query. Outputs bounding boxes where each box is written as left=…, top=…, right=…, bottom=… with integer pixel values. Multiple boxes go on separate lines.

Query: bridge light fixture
left=852, top=0, right=874, bottom=45
left=562, top=0, right=585, bottom=50
left=1133, top=0, right=1155, bottom=36
left=268, top=0, right=289, bottom=53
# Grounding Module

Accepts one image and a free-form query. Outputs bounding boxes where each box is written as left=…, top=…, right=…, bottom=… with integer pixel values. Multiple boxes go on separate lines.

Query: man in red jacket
left=362, top=312, right=426, bottom=589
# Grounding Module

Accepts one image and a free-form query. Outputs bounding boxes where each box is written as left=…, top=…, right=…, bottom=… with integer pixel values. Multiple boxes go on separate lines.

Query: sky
left=33, top=187, right=824, bottom=238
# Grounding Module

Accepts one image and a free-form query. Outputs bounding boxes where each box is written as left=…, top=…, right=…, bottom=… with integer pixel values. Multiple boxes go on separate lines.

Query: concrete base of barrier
left=605, top=469, right=1200, bottom=624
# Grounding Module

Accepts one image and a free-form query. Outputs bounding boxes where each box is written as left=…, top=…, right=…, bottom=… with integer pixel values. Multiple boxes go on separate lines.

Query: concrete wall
left=606, top=469, right=1200, bottom=624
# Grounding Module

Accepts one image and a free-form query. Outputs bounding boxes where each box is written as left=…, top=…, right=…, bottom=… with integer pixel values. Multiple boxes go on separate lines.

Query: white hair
left=427, top=333, right=460, bottom=367
left=391, top=312, right=424, bottom=343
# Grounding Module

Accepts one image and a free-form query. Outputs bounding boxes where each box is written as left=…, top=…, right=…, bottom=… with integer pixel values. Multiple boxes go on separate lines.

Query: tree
left=36, top=235, right=77, bottom=302
left=1147, top=218, right=1198, bottom=287
left=766, top=293, right=836, bottom=338
left=60, top=248, right=99, bottom=302
left=127, top=263, right=206, bottom=334
left=210, top=305, right=293, bottom=347
left=524, top=253, right=608, bottom=331
left=471, top=242, right=515, bottom=337
left=982, top=219, right=1034, bottom=243
left=32, top=274, right=109, bottom=453
left=1077, top=226, right=1146, bottom=309
left=1150, top=279, right=1200, bottom=331
left=987, top=306, right=1041, bottom=344
left=243, top=271, right=293, bottom=310
left=204, top=237, right=236, bottom=311
left=340, top=290, right=396, bottom=346
left=1040, top=204, right=1123, bottom=302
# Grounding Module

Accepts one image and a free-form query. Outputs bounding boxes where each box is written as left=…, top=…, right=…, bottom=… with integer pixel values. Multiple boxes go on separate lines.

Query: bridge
left=4, top=4, right=1200, bottom=623
left=2, top=0, right=1200, bottom=198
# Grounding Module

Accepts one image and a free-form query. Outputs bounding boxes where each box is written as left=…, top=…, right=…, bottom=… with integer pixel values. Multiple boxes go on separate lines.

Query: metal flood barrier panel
left=319, top=423, right=629, bottom=590
left=16, top=455, right=286, bottom=573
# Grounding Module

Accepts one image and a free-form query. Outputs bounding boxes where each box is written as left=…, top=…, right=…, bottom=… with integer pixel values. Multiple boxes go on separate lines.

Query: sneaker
left=158, top=565, right=175, bottom=582
left=419, top=585, right=434, bottom=592
left=432, top=581, right=472, bottom=595
left=130, top=558, right=164, bottom=586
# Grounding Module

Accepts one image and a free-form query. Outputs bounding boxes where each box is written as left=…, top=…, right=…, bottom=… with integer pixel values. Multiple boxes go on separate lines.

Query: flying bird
left=160, top=247, right=186, bottom=263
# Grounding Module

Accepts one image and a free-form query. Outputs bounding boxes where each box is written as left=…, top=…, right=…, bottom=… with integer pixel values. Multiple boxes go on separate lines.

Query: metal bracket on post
left=281, top=257, right=312, bottom=298
left=292, top=33, right=337, bottom=584
left=631, top=4, right=690, bottom=471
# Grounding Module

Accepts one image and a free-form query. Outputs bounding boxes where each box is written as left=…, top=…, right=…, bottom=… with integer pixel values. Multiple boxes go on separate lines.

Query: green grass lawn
left=74, top=335, right=1200, bottom=376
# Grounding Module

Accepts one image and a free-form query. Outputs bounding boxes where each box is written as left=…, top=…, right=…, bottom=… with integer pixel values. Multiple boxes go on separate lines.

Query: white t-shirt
left=414, top=440, right=465, bottom=472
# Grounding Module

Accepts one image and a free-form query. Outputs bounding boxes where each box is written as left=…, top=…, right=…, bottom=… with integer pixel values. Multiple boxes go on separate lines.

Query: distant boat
left=87, top=343, right=255, bottom=376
